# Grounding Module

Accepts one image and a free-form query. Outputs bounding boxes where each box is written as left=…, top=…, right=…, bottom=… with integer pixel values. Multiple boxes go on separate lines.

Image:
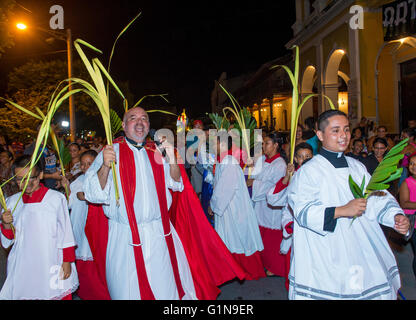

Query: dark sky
left=1, top=0, right=295, bottom=119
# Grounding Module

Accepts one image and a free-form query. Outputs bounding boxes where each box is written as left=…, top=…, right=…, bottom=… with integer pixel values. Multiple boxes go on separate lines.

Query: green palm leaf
left=110, top=108, right=123, bottom=137
left=349, top=138, right=409, bottom=224
left=57, top=138, right=71, bottom=167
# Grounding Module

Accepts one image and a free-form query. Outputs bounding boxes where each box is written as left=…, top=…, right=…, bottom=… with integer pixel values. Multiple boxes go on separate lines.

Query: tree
left=0, top=0, right=16, bottom=59
left=1, top=58, right=135, bottom=139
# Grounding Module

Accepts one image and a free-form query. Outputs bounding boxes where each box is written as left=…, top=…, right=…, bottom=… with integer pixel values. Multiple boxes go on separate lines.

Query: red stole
left=118, top=138, right=184, bottom=300
left=84, top=203, right=111, bottom=300
left=265, top=153, right=280, bottom=164
left=85, top=138, right=247, bottom=300
left=22, top=183, right=48, bottom=203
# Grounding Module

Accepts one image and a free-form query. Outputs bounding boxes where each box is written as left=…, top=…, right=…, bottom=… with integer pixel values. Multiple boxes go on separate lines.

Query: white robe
left=266, top=185, right=293, bottom=255
left=210, top=155, right=263, bottom=256
left=287, top=155, right=403, bottom=300
left=68, top=175, right=93, bottom=261
left=0, top=190, right=79, bottom=300
left=251, top=155, right=287, bottom=229
left=83, top=141, right=197, bottom=300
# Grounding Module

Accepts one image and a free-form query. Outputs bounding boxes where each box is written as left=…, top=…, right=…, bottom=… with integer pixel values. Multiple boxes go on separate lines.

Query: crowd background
left=1, top=113, right=416, bottom=297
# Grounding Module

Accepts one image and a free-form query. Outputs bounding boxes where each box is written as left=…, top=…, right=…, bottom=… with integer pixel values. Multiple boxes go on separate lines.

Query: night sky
left=1, top=0, right=295, bottom=120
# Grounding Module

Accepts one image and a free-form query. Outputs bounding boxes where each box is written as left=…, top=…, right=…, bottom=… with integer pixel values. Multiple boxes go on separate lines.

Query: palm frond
left=110, top=108, right=123, bottom=137
left=348, top=138, right=409, bottom=224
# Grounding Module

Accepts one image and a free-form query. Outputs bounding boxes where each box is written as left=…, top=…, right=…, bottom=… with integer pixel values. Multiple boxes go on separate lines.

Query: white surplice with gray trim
left=287, top=155, right=403, bottom=300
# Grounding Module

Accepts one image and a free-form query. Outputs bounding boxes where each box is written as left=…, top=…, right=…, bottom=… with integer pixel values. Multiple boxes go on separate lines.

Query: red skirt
left=61, top=293, right=72, bottom=300
left=231, top=251, right=266, bottom=280
left=285, top=248, right=291, bottom=291
left=259, top=226, right=289, bottom=278
left=76, top=259, right=111, bottom=300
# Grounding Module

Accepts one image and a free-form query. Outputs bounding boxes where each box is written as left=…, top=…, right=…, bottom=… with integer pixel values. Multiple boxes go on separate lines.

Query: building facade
left=210, top=55, right=294, bottom=132
left=288, top=0, right=416, bottom=133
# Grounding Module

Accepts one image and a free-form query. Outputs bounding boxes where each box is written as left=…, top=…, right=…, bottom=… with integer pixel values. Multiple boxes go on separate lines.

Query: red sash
left=118, top=138, right=185, bottom=300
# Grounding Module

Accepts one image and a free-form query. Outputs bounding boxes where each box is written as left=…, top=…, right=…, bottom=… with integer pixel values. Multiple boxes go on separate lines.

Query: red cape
left=84, top=141, right=247, bottom=300
left=169, top=162, right=247, bottom=299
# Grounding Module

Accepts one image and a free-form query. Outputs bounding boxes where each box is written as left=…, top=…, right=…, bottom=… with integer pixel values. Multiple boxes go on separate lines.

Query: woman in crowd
left=399, top=153, right=416, bottom=280
left=0, top=150, right=18, bottom=197
left=367, top=126, right=394, bottom=153
left=66, top=143, right=82, bottom=183
left=361, top=137, right=388, bottom=175
left=249, top=132, right=287, bottom=277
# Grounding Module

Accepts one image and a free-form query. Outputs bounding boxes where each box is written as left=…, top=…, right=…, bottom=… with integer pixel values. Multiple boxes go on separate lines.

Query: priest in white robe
left=287, top=110, right=410, bottom=300
left=83, top=107, right=197, bottom=300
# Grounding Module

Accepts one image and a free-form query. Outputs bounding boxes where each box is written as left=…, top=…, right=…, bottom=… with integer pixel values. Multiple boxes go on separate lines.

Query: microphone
left=149, top=128, right=166, bottom=157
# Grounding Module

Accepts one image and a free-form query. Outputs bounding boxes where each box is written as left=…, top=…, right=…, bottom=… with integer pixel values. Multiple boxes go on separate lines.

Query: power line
left=1, top=50, right=67, bottom=60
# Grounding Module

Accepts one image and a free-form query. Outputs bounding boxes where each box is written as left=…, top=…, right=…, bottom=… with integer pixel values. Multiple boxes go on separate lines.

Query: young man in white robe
left=248, top=132, right=287, bottom=277
left=287, top=110, right=410, bottom=300
left=0, top=155, right=78, bottom=300
left=209, top=133, right=265, bottom=280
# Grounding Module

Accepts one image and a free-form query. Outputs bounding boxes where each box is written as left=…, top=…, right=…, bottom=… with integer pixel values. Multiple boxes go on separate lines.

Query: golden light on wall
left=338, top=91, right=348, bottom=114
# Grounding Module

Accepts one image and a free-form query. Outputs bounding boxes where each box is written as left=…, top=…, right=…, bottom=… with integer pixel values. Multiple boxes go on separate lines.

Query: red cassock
left=268, top=176, right=293, bottom=291
left=84, top=138, right=247, bottom=300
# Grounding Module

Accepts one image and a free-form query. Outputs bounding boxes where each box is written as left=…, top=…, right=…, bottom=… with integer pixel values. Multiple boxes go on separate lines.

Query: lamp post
left=16, top=23, right=76, bottom=142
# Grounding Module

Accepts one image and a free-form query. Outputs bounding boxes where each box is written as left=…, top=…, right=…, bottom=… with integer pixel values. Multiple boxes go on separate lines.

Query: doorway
left=400, top=58, right=416, bottom=131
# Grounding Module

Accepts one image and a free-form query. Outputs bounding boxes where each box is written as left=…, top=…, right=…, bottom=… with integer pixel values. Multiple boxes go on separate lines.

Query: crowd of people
left=0, top=108, right=415, bottom=300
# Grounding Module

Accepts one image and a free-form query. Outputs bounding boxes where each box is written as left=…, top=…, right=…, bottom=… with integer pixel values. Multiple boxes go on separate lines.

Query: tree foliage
left=0, top=0, right=16, bottom=59
left=0, top=58, right=135, bottom=140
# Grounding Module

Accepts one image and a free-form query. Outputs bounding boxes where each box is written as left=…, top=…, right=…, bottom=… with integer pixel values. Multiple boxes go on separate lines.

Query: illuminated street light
left=61, top=120, right=69, bottom=128
left=16, top=23, right=27, bottom=30
left=16, top=22, right=75, bottom=142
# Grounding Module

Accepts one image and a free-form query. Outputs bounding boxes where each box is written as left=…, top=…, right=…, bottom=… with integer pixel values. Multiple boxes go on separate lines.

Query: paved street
left=0, top=228, right=414, bottom=300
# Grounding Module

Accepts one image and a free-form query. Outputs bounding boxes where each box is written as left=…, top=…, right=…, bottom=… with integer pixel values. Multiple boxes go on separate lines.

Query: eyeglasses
left=15, top=174, right=39, bottom=183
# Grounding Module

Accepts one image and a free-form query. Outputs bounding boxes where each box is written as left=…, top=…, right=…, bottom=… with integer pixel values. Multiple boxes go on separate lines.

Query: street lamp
left=16, top=23, right=76, bottom=142
left=16, top=23, right=27, bottom=30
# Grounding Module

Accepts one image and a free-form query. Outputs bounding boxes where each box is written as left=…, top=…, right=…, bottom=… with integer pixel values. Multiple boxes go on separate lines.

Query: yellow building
left=287, top=0, right=416, bottom=133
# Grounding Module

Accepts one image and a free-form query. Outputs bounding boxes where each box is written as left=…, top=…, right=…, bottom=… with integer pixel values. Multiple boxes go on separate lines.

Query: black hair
left=80, top=149, right=98, bottom=161
left=352, top=138, right=364, bottom=146
left=408, top=153, right=416, bottom=165
left=12, top=155, right=44, bottom=175
left=80, top=143, right=90, bottom=150
left=267, top=132, right=285, bottom=152
left=0, top=150, right=14, bottom=161
left=352, top=127, right=363, bottom=137
left=317, top=110, right=348, bottom=132
left=304, top=116, right=316, bottom=130
left=294, top=142, right=313, bottom=157
left=372, top=137, right=388, bottom=148
left=68, top=142, right=81, bottom=150
left=402, top=127, right=416, bottom=140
